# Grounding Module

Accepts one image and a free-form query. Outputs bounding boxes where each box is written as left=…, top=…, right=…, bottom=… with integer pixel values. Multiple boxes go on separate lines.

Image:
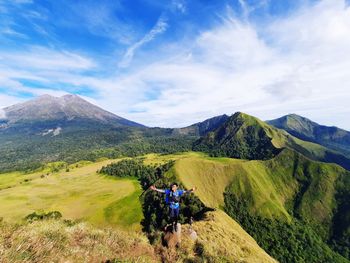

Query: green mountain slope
left=193, top=112, right=281, bottom=160
left=0, top=154, right=278, bottom=263
left=171, top=151, right=350, bottom=262
left=0, top=94, right=199, bottom=172
left=194, top=112, right=350, bottom=170
left=172, top=114, right=229, bottom=136
left=188, top=210, right=276, bottom=262
left=267, top=114, right=350, bottom=157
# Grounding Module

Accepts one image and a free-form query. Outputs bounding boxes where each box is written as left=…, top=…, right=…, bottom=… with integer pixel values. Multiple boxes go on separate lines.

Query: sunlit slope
left=0, top=159, right=143, bottom=231
left=268, top=113, right=350, bottom=157
left=142, top=153, right=277, bottom=262
left=145, top=152, right=290, bottom=219
left=0, top=219, right=157, bottom=262
left=172, top=155, right=246, bottom=208
left=172, top=150, right=345, bottom=226
left=189, top=210, right=277, bottom=262
left=173, top=152, right=291, bottom=220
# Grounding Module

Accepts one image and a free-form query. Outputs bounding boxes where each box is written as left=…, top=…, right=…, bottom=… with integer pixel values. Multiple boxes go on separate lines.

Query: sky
left=1, top=0, right=350, bottom=129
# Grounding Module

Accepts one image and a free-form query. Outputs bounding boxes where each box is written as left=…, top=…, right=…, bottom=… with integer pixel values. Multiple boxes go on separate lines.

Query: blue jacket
left=165, top=189, right=185, bottom=209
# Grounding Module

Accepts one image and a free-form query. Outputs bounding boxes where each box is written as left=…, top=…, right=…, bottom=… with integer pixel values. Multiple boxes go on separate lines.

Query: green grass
left=141, top=151, right=289, bottom=219
left=0, top=152, right=279, bottom=262
left=1, top=150, right=346, bottom=262
left=103, top=181, right=143, bottom=230
left=158, top=150, right=349, bottom=261
left=186, top=210, right=277, bottom=262
left=0, top=159, right=143, bottom=231
left=151, top=150, right=344, bottom=226
left=1, top=150, right=342, bottom=229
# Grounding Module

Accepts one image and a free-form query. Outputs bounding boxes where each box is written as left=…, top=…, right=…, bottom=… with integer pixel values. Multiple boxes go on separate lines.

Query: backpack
left=165, top=189, right=183, bottom=204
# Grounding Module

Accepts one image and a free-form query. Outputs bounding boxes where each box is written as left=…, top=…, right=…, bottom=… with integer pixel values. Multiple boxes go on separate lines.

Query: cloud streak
left=1, top=0, right=350, bottom=130
left=111, top=0, right=350, bottom=129
left=119, top=15, right=168, bottom=68
left=0, top=47, right=95, bottom=71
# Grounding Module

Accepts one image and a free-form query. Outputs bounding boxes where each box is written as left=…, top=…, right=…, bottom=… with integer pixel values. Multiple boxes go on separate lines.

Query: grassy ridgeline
left=193, top=112, right=350, bottom=171
left=0, top=211, right=278, bottom=263
left=0, top=219, right=156, bottom=262
left=1, top=151, right=349, bottom=262
left=174, top=151, right=350, bottom=262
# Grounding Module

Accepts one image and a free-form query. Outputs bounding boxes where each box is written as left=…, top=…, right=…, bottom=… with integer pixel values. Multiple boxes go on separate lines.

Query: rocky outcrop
left=163, top=223, right=182, bottom=248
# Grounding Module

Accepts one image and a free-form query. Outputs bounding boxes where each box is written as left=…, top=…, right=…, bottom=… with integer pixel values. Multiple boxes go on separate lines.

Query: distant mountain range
left=1, top=94, right=350, bottom=262
left=194, top=112, right=350, bottom=170
left=267, top=114, right=350, bottom=157
left=0, top=94, right=349, bottom=172
left=173, top=114, right=229, bottom=136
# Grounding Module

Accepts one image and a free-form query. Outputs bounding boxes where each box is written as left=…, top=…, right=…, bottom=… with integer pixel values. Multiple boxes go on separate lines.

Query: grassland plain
left=0, top=159, right=143, bottom=231
left=7, top=150, right=342, bottom=262
left=1, top=151, right=345, bottom=234
left=0, top=152, right=279, bottom=262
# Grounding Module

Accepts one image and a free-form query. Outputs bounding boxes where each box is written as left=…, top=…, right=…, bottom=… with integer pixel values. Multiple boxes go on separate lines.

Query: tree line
left=99, top=158, right=209, bottom=243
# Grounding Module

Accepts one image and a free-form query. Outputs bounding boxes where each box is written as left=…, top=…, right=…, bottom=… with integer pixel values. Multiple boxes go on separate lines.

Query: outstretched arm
left=150, top=185, right=165, bottom=193
left=184, top=187, right=196, bottom=194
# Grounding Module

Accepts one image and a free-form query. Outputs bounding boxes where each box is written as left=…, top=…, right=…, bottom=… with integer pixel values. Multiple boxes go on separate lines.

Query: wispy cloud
left=59, top=1, right=135, bottom=45
left=171, top=0, right=187, bottom=14
left=1, top=0, right=350, bottom=130
left=0, top=47, right=95, bottom=71
left=108, top=0, right=350, bottom=129
left=0, top=46, right=96, bottom=100
left=119, top=15, right=168, bottom=68
left=0, top=27, right=28, bottom=38
left=238, top=0, right=250, bottom=19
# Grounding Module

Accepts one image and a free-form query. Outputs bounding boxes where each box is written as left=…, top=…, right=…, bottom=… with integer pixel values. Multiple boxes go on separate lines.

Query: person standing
left=150, top=183, right=196, bottom=232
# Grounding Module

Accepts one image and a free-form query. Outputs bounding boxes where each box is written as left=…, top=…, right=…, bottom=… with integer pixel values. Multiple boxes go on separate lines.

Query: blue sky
left=1, top=0, right=350, bottom=129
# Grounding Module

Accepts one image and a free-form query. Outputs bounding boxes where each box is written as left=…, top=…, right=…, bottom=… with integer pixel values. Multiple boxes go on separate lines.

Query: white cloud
left=0, top=47, right=94, bottom=104
left=0, top=27, right=28, bottom=38
left=119, top=15, right=168, bottom=68
left=106, top=0, right=350, bottom=130
left=1, top=0, right=350, bottom=130
left=0, top=109, right=6, bottom=119
left=0, top=93, right=24, bottom=111
left=171, top=0, right=187, bottom=14
left=0, top=47, right=95, bottom=71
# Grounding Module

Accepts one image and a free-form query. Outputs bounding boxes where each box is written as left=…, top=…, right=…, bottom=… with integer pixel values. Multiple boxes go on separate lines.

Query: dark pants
left=170, top=206, right=180, bottom=225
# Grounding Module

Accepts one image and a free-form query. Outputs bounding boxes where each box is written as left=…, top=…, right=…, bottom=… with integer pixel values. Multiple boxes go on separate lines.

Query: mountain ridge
left=1, top=94, right=143, bottom=128
left=1, top=95, right=350, bottom=262
left=194, top=112, right=350, bottom=170
left=1, top=94, right=350, bottom=174
left=172, top=114, right=229, bottom=136
left=267, top=114, right=350, bottom=157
